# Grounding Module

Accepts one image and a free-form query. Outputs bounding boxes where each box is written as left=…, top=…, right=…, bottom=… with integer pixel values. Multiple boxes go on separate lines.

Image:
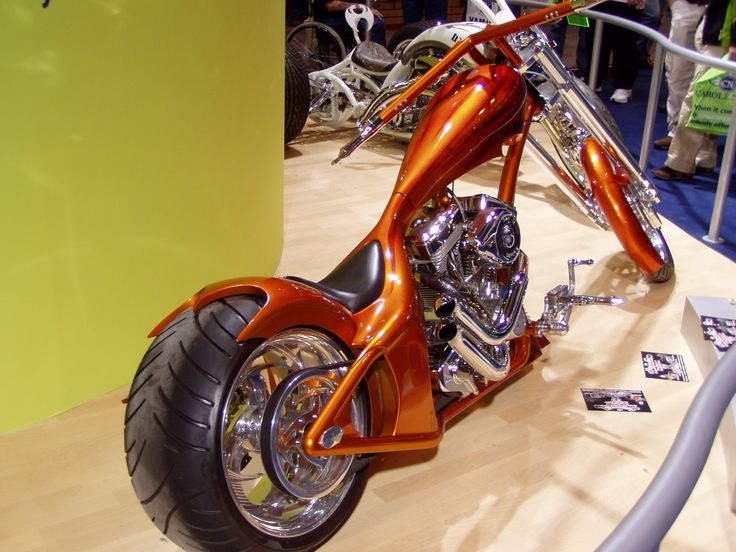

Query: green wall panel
left=0, top=1, right=285, bottom=434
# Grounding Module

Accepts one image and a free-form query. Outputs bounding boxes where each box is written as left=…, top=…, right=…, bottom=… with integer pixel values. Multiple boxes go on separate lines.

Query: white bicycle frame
left=308, top=0, right=505, bottom=127
left=308, top=2, right=498, bottom=128
left=309, top=59, right=385, bottom=126
left=307, top=5, right=390, bottom=126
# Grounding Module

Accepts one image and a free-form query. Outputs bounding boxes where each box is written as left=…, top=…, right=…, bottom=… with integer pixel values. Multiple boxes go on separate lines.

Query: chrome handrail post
left=704, top=94, right=736, bottom=244
left=589, top=19, right=604, bottom=91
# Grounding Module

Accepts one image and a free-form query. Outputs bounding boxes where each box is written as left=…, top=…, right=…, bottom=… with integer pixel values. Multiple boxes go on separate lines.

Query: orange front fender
left=581, top=139, right=665, bottom=278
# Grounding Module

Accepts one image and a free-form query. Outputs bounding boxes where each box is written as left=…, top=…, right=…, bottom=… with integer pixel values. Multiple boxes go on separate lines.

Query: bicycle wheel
left=287, top=22, right=346, bottom=73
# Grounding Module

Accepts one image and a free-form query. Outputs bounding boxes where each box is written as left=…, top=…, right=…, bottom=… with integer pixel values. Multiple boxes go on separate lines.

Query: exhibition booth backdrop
left=0, top=0, right=285, bottom=434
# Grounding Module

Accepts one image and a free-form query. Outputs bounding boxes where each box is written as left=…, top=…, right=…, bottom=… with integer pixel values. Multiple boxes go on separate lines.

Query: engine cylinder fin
left=408, top=192, right=530, bottom=397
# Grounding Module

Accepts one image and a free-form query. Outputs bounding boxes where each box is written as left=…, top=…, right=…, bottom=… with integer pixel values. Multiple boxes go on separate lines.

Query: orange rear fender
left=148, top=277, right=356, bottom=347
left=148, top=276, right=418, bottom=450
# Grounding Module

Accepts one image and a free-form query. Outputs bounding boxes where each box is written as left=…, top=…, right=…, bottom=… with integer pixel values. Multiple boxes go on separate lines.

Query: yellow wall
left=0, top=1, right=285, bottom=434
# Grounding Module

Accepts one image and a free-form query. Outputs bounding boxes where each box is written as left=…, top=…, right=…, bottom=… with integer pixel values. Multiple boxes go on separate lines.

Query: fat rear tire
left=124, top=296, right=368, bottom=551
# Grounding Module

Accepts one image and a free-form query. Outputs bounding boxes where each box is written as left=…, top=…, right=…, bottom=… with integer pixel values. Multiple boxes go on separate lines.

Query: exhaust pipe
left=449, top=327, right=510, bottom=382
left=433, top=295, right=516, bottom=382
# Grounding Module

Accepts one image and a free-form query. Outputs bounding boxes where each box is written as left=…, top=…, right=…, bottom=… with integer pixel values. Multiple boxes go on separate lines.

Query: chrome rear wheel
left=126, top=301, right=371, bottom=552
left=220, top=329, right=368, bottom=539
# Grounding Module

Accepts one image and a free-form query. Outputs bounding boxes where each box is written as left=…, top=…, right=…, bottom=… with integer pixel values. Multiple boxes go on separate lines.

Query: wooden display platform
left=1, top=123, right=735, bottom=551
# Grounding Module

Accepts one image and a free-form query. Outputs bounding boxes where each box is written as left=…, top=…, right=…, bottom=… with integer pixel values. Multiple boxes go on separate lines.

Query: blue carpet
left=595, top=68, right=736, bottom=263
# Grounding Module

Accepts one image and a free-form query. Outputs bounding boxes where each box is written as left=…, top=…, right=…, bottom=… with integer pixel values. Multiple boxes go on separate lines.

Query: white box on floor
left=681, top=295, right=736, bottom=512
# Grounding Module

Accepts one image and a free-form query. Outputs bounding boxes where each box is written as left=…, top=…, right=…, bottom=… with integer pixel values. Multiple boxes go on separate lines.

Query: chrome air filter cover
left=458, top=194, right=521, bottom=265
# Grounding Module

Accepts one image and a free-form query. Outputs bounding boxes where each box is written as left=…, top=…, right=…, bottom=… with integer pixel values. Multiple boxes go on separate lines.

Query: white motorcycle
left=292, top=1, right=505, bottom=134
left=286, top=5, right=443, bottom=131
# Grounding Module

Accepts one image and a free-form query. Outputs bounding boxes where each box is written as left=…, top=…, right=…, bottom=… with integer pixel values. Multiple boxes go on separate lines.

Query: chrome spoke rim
left=220, top=329, right=365, bottom=538
left=265, top=370, right=356, bottom=500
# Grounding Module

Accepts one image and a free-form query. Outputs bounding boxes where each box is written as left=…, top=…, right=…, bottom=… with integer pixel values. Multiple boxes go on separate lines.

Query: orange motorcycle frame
left=152, top=63, right=547, bottom=456
left=154, top=0, right=665, bottom=458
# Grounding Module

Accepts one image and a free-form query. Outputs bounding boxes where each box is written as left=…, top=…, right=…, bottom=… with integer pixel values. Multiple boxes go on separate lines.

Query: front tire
left=124, top=296, right=369, bottom=551
left=643, top=229, right=674, bottom=283
left=623, top=198, right=675, bottom=283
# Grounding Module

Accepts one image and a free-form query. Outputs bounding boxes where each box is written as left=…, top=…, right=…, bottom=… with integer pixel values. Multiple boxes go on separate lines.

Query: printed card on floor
left=641, top=351, right=688, bottom=382
left=701, top=316, right=736, bottom=353
left=580, top=388, right=652, bottom=413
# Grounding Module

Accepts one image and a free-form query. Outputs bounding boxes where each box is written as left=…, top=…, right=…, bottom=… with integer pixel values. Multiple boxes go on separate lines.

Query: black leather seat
left=287, top=240, right=385, bottom=313
left=350, top=41, right=398, bottom=73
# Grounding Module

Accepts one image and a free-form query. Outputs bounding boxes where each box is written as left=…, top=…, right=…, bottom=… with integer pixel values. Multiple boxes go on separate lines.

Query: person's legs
left=664, top=0, right=706, bottom=136
left=547, top=18, right=568, bottom=57
left=425, top=0, right=448, bottom=21
left=661, top=37, right=725, bottom=175
left=637, top=0, right=661, bottom=64
left=610, top=12, right=640, bottom=90
left=578, top=17, right=608, bottom=87
left=369, top=17, right=387, bottom=46
left=576, top=26, right=592, bottom=79
left=612, top=43, right=639, bottom=90
left=402, top=0, right=423, bottom=24
left=589, top=2, right=638, bottom=102
left=694, top=134, right=718, bottom=170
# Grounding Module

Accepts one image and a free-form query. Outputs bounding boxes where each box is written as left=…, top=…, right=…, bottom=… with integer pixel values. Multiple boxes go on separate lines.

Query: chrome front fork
left=536, top=258, right=623, bottom=336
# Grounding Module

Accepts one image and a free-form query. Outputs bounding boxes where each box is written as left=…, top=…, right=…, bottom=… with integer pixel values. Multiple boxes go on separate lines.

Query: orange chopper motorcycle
left=124, top=1, right=673, bottom=550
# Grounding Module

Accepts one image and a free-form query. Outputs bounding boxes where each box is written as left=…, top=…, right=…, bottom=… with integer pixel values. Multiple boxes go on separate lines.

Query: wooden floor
left=2, top=122, right=735, bottom=551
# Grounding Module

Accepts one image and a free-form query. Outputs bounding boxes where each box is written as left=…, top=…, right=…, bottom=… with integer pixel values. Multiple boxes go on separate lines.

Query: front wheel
left=623, top=195, right=675, bottom=283
left=643, top=229, right=674, bottom=283
left=124, top=296, right=370, bottom=552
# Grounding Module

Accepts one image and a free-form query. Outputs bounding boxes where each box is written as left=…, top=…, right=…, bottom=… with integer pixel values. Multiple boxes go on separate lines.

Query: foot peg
left=536, top=259, right=623, bottom=336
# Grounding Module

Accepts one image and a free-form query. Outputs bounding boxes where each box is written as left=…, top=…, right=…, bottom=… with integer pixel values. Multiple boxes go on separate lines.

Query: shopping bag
left=686, top=60, right=736, bottom=137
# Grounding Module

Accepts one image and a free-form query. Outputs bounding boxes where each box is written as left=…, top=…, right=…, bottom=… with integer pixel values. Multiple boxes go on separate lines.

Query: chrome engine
left=406, top=193, right=529, bottom=397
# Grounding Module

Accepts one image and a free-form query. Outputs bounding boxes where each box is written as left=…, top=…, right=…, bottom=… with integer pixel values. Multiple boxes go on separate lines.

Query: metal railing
left=515, top=0, right=736, bottom=244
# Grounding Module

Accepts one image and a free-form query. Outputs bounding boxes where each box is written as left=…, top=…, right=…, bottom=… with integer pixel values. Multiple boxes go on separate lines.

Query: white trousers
left=666, top=22, right=725, bottom=173
left=665, top=0, right=706, bottom=135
